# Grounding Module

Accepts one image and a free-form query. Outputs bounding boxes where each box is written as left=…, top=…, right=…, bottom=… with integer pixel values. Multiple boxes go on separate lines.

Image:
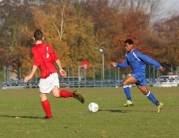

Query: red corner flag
left=81, top=61, right=90, bottom=69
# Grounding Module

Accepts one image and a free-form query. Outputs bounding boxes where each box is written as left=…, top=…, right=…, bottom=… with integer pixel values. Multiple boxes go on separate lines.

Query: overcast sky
left=161, top=0, right=179, bottom=14
left=162, top=0, right=179, bottom=8
left=154, top=0, right=179, bottom=20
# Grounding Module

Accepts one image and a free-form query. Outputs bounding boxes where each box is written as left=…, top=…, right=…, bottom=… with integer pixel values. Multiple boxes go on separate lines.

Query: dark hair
left=34, top=29, right=43, bottom=41
left=124, top=39, right=134, bottom=45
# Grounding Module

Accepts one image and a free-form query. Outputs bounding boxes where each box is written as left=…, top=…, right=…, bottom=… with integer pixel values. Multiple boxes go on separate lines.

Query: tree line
left=0, top=0, right=179, bottom=80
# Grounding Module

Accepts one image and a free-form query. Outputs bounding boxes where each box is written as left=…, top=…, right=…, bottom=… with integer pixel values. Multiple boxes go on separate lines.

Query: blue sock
left=146, top=91, right=159, bottom=105
left=123, top=85, right=132, bottom=101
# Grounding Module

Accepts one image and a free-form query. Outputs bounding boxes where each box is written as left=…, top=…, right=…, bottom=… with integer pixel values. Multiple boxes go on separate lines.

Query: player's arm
left=48, top=46, right=67, bottom=77
left=111, top=58, right=128, bottom=68
left=24, top=48, right=40, bottom=83
left=135, top=51, right=166, bottom=71
left=24, top=65, right=38, bottom=82
left=55, top=59, right=67, bottom=77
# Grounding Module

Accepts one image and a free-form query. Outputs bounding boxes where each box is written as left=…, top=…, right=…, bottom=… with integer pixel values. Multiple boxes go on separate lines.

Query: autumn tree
left=85, top=0, right=162, bottom=60
left=18, top=1, right=100, bottom=78
left=1, top=0, right=179, bottom=81
left=0, top=0, right=34, bottom=81
left=154, top=15, right=179, bottom=74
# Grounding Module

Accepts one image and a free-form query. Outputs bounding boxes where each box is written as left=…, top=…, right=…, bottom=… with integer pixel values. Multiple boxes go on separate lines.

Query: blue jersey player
left=111, top=39, right=166, bottom=113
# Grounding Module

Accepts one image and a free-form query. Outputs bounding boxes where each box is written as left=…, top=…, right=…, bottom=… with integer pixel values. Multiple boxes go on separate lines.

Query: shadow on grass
left=98, top=109, right=126, bottom=113
left=98, top=109, right=147, bottom=113
left=0, top=114, right=43, bottom=119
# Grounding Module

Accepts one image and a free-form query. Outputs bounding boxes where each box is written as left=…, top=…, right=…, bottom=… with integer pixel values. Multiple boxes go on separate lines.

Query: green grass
left=0, top=87, right=179, bottom=138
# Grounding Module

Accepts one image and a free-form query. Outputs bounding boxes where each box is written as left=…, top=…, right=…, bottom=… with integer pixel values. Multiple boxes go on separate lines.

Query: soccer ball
left=88, top=102, right=99, bottom=112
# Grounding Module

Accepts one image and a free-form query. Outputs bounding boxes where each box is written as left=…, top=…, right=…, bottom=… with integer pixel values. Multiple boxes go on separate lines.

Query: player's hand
left=24, top=75, right=32, bottom=83
left=110, top=61, right=116, bottom=67
left=59, top=69, right=67, bottom=77
left=159, top=66, right=166, bottom=72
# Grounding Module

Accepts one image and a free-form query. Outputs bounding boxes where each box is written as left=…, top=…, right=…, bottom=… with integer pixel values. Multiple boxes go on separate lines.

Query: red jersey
left=32, top=43, right=58, bottom=78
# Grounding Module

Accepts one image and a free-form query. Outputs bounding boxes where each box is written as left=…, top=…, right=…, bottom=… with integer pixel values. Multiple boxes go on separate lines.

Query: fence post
left=93, top=67, right=95, bottom=88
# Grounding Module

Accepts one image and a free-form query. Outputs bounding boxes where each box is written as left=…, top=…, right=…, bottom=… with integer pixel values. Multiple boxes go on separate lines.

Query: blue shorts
left=132, top=72, right=146, bottom=86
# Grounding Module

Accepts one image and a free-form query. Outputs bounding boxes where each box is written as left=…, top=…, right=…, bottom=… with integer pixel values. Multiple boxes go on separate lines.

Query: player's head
left=33, top=29, right=44, bottom=41
left=124, top=39, right=133, bottom=52
left=124, top=39, right=134, bottom=45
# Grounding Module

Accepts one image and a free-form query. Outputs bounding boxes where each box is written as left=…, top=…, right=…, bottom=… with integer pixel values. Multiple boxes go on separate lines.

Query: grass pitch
left=0, top=87, right=178, bottom=138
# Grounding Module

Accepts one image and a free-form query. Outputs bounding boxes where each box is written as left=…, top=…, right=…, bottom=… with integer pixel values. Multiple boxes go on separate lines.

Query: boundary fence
left=0, top=65, right=178, bottom=89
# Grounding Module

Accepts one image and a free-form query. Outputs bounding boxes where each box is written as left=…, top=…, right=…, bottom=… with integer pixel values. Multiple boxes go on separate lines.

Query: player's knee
left=52, top=87, right=60, bottom=98
left=122, top=81, right=127, bottom=86
left=39, top=93, right=47, bottom=101
left=52, top=92, right=60, bottom=98
left=53, top=95, right=59, bottom=98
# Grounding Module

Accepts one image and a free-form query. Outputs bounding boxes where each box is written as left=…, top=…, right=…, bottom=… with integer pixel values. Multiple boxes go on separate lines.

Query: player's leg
left=52, top=87, right=85, bottom=103
left=40, top=93, right=53, bottom=119
left=52, top=87, right=73, bottom=98
left=137, top=85, right=163, bottom=113
left=52, top=87, right=85, bottom=104
left=49, top=73, right=84, bottom=103
left=39, top=75, right=54, bottom=119
left=49, top=73, right=72, bottom=98
left=122, top=76, right=137, bottom=106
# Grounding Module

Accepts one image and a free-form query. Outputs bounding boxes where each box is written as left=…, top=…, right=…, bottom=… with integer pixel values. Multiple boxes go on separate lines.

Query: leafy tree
left=0, top=48, right=9, bottom=69
left=1, top=0, right=179, bottom=80
left=0, top=0, right=35, bottom=80
left=18, top=1, right=100, bottom=77
left=154, top=15, right=179, bottom=66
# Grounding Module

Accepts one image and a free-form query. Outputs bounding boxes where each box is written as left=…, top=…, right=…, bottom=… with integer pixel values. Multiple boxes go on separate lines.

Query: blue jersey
left=116, top=49, right=161, bottom=74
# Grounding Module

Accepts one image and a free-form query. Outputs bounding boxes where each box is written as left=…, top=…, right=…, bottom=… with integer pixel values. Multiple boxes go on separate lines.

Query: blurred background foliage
left=0, top=0, right=179, bottom=80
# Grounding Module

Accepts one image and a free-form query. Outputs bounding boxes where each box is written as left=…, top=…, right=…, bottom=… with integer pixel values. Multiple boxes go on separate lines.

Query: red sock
left=41, top=99, right=53, bottom=117
left=59, top=90, right=73, bottom=98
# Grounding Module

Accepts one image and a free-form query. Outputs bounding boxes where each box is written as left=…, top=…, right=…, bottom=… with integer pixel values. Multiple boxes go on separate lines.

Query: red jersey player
left=24, top=29, right=84, bottom=119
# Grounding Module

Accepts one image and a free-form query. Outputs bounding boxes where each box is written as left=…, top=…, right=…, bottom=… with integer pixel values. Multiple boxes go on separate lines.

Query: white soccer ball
left=88, top=102, right=99, bottom=112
